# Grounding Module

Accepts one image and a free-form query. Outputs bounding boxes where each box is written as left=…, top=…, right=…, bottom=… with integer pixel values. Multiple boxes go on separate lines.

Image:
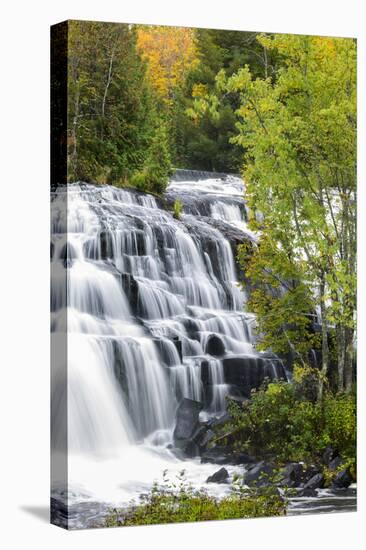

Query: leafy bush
left=217, top=374, right=356, bottom=467
left=292, top=363, right=321, bottom=402
left=130, top=171, right=149, bottom=191
left=319, top=392, right=357, bottom=462
left=104, top=471, right=285, bottom=527
left=173, top=199, right=183, bottom=219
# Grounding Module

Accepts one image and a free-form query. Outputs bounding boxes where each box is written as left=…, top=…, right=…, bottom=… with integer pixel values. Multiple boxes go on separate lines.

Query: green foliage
left=292, top=363, right=322, bottom=402
left=129, top=171, right=147, bottom=191
left=67, top=21, right=169, bottom=187
left=173, top=199, right=183, bottom=220
left=233, top=36, right=356, bottom=392
left=129, top=124, right=172, bottom=194
left=66, top=24, right=357, bottom=397
left=217, top=377, right=356, bottom=466
left=143, top=124, right=172, bottom=193
left=237, top=236, right=320, bottom=361
left=130, top=125, right=172, bottom=195
left=104, top=471, right=285, bottom=527
left=193, top=34, right=357, bottom=392
left=173, top=30, right=281, bottom=171
left=318, top=391, right=357, bottom=460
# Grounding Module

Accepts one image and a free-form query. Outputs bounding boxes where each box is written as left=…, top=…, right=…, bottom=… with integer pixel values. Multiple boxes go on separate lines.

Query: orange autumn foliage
left=137, top=25, right=198, bottom=103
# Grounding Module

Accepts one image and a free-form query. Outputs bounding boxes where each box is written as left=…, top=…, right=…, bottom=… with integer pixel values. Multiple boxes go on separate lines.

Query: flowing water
left=51, top=172, right=355, bottom=528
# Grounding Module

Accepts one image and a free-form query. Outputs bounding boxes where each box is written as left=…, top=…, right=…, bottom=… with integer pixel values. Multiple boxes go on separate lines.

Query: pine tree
left=67, top=20, right=158, bottom=184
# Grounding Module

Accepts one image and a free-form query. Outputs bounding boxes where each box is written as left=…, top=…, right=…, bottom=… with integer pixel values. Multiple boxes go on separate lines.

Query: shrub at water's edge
left=103, top=473, right=286, bottom=527
left=212, top=373, right=356, bottom=478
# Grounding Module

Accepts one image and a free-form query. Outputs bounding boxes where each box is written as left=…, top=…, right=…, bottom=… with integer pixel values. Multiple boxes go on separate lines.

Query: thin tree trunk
left=341, top=183, right=356, bottom=393
left=263, top=46, right=268, bottom=79
left=344, top=326, right=354, bottom=392
left=71, top=86, right=80, bottom=179
left=318, top=275, right=329, bottom=402
left=101, top=47, right=115, bottom=140
left=336, top=324, right=345, bottom=392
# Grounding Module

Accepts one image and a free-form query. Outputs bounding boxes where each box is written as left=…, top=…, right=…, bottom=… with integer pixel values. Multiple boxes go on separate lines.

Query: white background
left=0, top=0, right=365, bottom=548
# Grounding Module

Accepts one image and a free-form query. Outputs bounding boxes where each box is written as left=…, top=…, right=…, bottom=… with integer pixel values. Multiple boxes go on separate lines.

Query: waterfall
left=51, top=186, right=176, bottom=456
left=67, top=333, right=133, bottom=454
left=51, top=173, right=287, bottom=500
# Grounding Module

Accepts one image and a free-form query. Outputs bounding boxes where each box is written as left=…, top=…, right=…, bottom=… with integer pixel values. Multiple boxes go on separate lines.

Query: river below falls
left=52, top=443, right=356, bottom=529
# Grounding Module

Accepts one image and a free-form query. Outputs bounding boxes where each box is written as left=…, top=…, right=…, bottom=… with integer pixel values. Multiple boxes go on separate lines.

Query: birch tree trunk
left=70, top=86, right=80, bottom=177
left=101, top=47, right=115, bottom=141
left=318, top=275, right=329, bottom=402
left=344, top=326, right=355, bottom=392
left=336, top=324, right=345, bottom=392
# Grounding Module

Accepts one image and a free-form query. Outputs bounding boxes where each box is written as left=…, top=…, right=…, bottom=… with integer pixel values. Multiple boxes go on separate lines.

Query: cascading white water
left=211, top=201, right=243, bottom=223
left=51, top=173, right=288, bottom=527
left=206, top=358, right=230, bottom=413
left=51, top=187, right=176, bottom=457
left=67, top=333, right=133, bottom=454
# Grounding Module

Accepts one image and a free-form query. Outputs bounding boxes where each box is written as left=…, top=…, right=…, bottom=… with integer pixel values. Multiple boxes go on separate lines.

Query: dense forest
left=67, top=20, right=356, bottom=392
left=62, top=21, right=356, bottom=525
left=67, top=22, right=282, bottom=184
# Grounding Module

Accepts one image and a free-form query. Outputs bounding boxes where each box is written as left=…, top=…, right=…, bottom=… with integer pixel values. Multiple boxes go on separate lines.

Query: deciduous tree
left=194, top=34, right=357, bottom=396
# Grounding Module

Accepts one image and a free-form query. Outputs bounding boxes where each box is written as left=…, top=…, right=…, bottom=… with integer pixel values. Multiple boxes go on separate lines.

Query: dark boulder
left=222, top=355, right=284, bottom=397
left=322, top=447, right=339, bottom=465
left=205, top=335, right=225, bottom=357
left=207, top=467, right=229, bottom=484
left=207, top=412, right=232, bottom=429
left=198, top=429, right=216, bottom=449
left=201, top=447, right=232, bottom=465
left=200, top=446, right=255, bottom=466
left=192, top=425, right=215, bottom=449
left=304, top=473, right=324, bottom=490
left=179, top=440, right=200, bottom=459
left=202, top=240, right=223, bottom=281
left=181, top=317, right=201, bottom=338
left=279, top=463, right=304, bottom=488
left=329, top=456, right=343, bottom=471
left=331, top=467, right=353, bottom=490
left=230, top=452, right=256, bottom=465
left=223, top=355, right=265, bottom=397
left=173, top=398, right=203, bottom=442
left=302, top=465, right=322, bottom=484
left=298, top=473, right=324, bottom=496
left=244, top=461, right=275, bottom=487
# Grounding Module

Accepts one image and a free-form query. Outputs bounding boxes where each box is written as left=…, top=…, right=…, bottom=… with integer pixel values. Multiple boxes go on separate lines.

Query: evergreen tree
left=131, top=123, right=172, bottom=194
left=177, top=30, right=280, bottom=171
left=67, top=21, right=163, bottom=186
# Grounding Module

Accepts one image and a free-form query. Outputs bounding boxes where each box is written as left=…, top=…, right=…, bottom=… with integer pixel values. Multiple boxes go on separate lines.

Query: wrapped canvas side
left=50, top=21, right=69, bottom=529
